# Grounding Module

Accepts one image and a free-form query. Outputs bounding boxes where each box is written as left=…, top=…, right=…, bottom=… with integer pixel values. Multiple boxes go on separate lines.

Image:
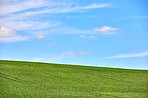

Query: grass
left=0, top=60, right=148, bottom=98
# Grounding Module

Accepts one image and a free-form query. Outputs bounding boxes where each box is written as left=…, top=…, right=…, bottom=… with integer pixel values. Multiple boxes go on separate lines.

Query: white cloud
left=0, top=27, right=16, bottom=37
left=0, top=2, right=110, bottom=20
left=0, top=20, right=58, bottom=31
left=80, top=35, right=98, bottom=40
left=0, top=0, right=47, bottom=16
left=52, top=3, right=110, bottom=13
left=32, top=51, right=92, bottom=63
left=25, top=3, right=110, bottom=15
left=106, top=51, right=148, bottom=59
left=0, top=35, right=29, bottom=42
left=0, top=0, right=110, bottom=16
left=0, top=0, right=111, bottom=38
left=0, top=0, right=61, bottom=32
left=93, top=26, right=118, bottom=34
left=0, top=3, right=109, bottom=26
left=37, top=34, right=45, bottom=39
left=76, top=3, right=110, bottom=10
left=0, top=27, right=29, bottom=42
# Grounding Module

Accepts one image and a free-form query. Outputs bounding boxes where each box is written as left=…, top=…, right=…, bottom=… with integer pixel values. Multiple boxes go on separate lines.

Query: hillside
left=0, top=60, right=148, bottom=97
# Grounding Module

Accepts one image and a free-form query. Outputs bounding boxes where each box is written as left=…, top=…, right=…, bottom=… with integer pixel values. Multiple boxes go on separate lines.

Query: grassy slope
left=0, top=60, right=148, bottom=98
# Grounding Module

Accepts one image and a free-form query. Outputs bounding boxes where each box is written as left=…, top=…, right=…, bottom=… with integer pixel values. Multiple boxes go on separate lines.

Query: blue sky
left=0, top=0, right=148, bottom=69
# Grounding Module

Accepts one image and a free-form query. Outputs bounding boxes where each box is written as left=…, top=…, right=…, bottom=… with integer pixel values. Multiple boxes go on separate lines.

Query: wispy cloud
left=0, top=27, right=29, bottom=42
left=106, top=51, right=148, bottom=59
left=0, top=35, right=29, bottom=42
left=80, top=35, right=98, bottom=40
left=62, top=52, right=76, bottom=56
left=93, top=26, right=118, bottom=34
left=0, top=27, right=16, bottom=37
left=78, top=3, right=110, bottom=9
left=0, top=0, right=110, bottom=28
left=0, top=0, right=47, bottom=16
left=17, top=3, right=110, bottom=16
left=32, top=51, right=92, bottom=63
left=0, top=19, right=59, bottom=31
left=0, top=0, right=110, bottom=16
left=52, top=3, right=110, bottom=13
left=60, top=51, right=92, bottom=57
left=33, top=51, right=92, bottom=63
left=0, top=0, right=111, bottom=43
left=47, top=51, right=92, bottom=57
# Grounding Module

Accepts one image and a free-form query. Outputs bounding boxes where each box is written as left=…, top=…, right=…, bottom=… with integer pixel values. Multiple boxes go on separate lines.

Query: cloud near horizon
left=60, top=51, right=92, bottom=56
left=43, top=51, right=92, bottom=61
left=106, top=50, right=148, bottom=59
left=59, top=51, right=92, bottom=57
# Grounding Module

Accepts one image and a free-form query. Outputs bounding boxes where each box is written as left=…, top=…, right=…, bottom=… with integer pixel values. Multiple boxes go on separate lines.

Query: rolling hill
left=0, top=60, right=148, bottom=97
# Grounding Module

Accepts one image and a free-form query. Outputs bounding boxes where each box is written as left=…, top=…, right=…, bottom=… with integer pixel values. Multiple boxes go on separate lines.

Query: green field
left=0, top=60, right=148, bottom=98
